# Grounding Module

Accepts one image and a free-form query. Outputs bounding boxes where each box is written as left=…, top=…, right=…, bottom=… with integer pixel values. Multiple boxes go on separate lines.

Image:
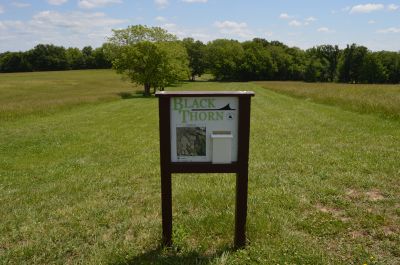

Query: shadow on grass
left=117, top=91, right=156, bottom=99
left=115, top=245, right=233, bottom=265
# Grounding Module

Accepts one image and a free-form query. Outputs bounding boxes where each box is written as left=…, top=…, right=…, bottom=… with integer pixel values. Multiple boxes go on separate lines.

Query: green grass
left=1, top=70, right=399, bottom=264
left=255, top=81, right=400, bottom=120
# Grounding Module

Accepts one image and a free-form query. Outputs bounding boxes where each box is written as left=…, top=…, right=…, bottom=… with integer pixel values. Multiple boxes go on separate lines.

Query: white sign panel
left=170, top=97, right=238, bottom=163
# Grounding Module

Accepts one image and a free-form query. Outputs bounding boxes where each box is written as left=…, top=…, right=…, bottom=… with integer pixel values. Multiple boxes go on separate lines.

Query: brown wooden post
left=160, top=169, right=172, bottom=246
left=158, top=97, right=172, bottom=246
left=234, top=96, right=252, bottom=248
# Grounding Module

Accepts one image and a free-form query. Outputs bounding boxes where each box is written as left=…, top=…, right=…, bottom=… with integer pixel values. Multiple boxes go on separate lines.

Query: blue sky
left=0, top=0, right=399, bottom=52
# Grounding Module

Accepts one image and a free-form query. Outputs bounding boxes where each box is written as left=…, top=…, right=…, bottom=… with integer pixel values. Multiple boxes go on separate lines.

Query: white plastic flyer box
left=211, top=132, right=233, bottom=164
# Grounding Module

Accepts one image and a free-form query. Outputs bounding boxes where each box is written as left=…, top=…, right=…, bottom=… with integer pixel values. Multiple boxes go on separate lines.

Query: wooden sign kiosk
left=155, top=91, right=255, bottom=249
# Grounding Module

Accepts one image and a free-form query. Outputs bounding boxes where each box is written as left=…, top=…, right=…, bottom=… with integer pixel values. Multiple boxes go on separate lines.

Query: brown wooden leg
left=234, top=169, right=248, bottom=249
left=161, top=170, right=172, bottom=246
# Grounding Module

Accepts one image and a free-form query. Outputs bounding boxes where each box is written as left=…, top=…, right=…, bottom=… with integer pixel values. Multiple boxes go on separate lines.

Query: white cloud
left=0, top=5, right=4, bottom=14
left=304, top=17, right=316, bottom=26
left=288, top=20, right=302, bottom=27
left=305, top=16, right=316, bottom=22
left=264, top=31, right=273, bottom=37
left=162, top=23, right=177, bottom=29
left=78, top=0, right=122, bottom=9
left=387, top=4, right=399, bottom=11
left=377, top=27, right=400, bottom=33
left=182, top=0, right=207, bottom=2
left=349, top=4, right=384, bottom=14
left=154, top=0, right=169, bottom=9
left=160, top=23, right=212, bottom=42
left=0, top=11, right=125, bottom=51
left=48, top=0, right=68, bottom=5
left=368, top=20, right=376, bottom=24
left=30, top=10, right=124, bottom=29
left=214, top=20, right=253, bottom=38
left=0, top=20, right=24, bottom=30
left=279, top=13, right=291, bottom=19
left=11, top=2, right=31, bottom=8
left=190, top=33, right=211, bottom=40
left=317, top=27, right=334, bottom=33
left=155, top=16, right=166, bottom=22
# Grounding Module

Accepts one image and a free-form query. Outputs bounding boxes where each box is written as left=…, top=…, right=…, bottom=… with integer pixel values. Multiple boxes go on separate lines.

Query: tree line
left=1, top=25, right=399, bottom=88
left=0, top=44, right=111, bottom=73
left=204, top=39, right=400, bottom=84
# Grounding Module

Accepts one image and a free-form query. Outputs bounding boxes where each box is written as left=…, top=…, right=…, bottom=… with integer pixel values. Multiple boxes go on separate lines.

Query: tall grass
left=0, top=70, right=139, bottom=120
left=255, top=81, right=400, bottom=120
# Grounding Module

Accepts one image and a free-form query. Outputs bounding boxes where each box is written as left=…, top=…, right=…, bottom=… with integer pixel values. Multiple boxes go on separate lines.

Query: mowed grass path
left=1, top=71, right=399, bottom=264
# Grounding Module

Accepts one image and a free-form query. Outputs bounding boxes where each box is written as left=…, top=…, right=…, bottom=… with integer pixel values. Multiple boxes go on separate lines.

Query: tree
left=337, top=44, right=368, bottom=83
left=315, top=45, right=340, bottom=81
left=269, top=45, right=292, bottom=80
left=240, top=40, right=276, bottom=81
left=206, top=39, right=244, bottom=81
left=304, top=56, right=329, bottom=82
left=359, top=53, right=388, bottom=83
left=376, top=51, right=400, bottom=83
left=112, top=41, right=162, bottom=95
left=65, top=48, right=85, bottom=70
left=182, top=38, right=206, bottom=81
left=82, top=46, right=96, bottom=68
left=106, top=25, right=189, bottom=96
left=286, top=47, right=307, bottom=80
left=152, top=41, right=190, bottom=91
left=92, top=45, right=112, bottom=69
left=108, top=25, right=177, bottom=46
left=0, top=52, right=31, bottom=73
left=27, top=44, right=68, bottom=71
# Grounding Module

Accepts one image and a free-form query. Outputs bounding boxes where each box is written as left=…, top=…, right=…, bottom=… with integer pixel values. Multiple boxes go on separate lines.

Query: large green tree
left=152, top=41, right=190, bottom=91
left=304, top=56, right=329, bottom=82
left=65, top=48, right=85, bottom=70
left=206, top=39, right=244, bottom=81
left=316, top=45, right=340, bottom=81
left=240, top=40, right=276, bottom=81
left=106, top=25, right=188, bottom=95
left=27, top=44, right=68, bottom=71
left=182, top=38, right=206, bottom=81
left=0, top=52, right=31, bottom=73
left=359, top=53, right=388, bottom=83
left=337, top=44, right=368, bottom=83
left=376, top=51, right=400, bottom=83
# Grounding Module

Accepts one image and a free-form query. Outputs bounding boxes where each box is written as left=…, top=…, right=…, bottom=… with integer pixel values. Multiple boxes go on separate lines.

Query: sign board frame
left=156, top=91, right=255, bottom=249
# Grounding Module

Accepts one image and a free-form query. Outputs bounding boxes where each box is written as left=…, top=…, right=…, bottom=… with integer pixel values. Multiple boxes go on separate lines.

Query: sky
left=0, top=0, right=399, bottom=52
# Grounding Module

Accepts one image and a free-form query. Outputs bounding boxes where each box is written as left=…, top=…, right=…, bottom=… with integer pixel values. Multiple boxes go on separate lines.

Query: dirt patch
left=383, top=226, right=399, bottom=236
left=124, top=229, right=135, bottom=241
left=316, top=204, right=349, bottom=222
left=346, top=189, right=362, bottom=200
left=346, top=189, right=385, bottom=202
left=349, top=230, right=368, bottom=239
left=365, top=190, right=385, bottom=202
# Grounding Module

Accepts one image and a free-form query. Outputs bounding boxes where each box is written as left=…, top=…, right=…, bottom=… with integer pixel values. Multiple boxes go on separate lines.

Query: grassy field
left=0, top=70, right=138, bottom=121
left=255, top=81, right=400, bottom=120
left=1, top=70, right=399, bottom=264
